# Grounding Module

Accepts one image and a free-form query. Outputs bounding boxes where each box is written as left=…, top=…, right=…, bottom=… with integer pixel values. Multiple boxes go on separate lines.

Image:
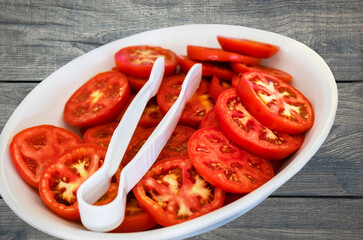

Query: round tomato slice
left=157, top=75, right=214, bottom=128
left=217, top=36, right=280, bottom=58
left=188, top=127, right=274, bottom=193
left=115, top=45, right=178, bottom=78
left=199, top=107, right=220, bottom=129
left=237, top=72, right=314, bottom=134
left=208, top=75, right=231, bottom=102
left=83, top=122, right=118, bottom=148
left=177, top=55, right=235, bottom=81
left=187, top=45, right=260, bottom=66
left=64, top=71, right=130, bottom=128
left=94, top=183, right=157, bottom=233
left=126, top=74, right=149, bottom=91
left=133, top=156, right=225, bottom=226
left=157, top=125, right=195, bottom=161
left=39, top=144, right=105, bottom=221
left=10, top=125, right=84, bottom=188
left=215, top=88, right=304, bottom=160
left=138, top=97, right=164, bottom=128
left=231, top=62, right=292, bottom=82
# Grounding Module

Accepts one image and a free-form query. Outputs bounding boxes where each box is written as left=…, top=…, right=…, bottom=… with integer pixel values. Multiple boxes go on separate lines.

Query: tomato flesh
left=138, top=97, right=164, bottom=128
left=231, top=63, right=292, bottom=82
left=83, top=122, right=118, bottom=148
left=133, top=156, right=225, bottom=226
left=199, top=107, right=220, bottom=129
left=10, top=125, right=84, bottom=188
left=215, top=88, right=304, bottom=160
left=208, top=75, right=231, bottom=102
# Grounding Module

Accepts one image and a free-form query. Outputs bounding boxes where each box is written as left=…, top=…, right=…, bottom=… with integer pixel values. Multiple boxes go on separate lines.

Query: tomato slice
left=126, top=74, right=149, bottom=91
left=133, top=156, right=225, bottom=226
left=83, top=122, right=118, bottom=148
left=187, top=45, right=260, bottom=66
left=215, top=88, right=304, bottom=160
left=208, top=75, right=231, bottom=102
left=94, top=183, right=157, bottom=233
left=188, top=127, right=274, bottom=193
left=64, top=71, right=130, bottom=128
left=39, top=144, right=105, bottom=221
left=199, top=107, right=220, bottom=129
left=138, top=97, right=164, bottom=128
left=157, top=74, right=214, bottom=128
left=115, top=45, right=178, bottom=78
left=217, top=36, right=280, bottom=58
left=177, top=55, right=235, bottom=81
left=231, top=62, right=292, bottom=82
left=10, top=125, right=84, bottom=188
left=236, top=72, right=314, bottom=134
left=157, top=125, right=195, bottom=161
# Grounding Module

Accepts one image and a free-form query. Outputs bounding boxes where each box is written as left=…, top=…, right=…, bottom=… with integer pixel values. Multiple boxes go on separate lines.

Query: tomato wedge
left=236, top=72, right=314, bottom=134
left=83, top=122, right=118, bottom=148
left=188, top=127, right=274, bottom=193
left=157, top=74, right=214, bottom=128
left=208, top=75, right=231, bottom=102
left=187, top=45, right=260, bottom=66
left=199, top=107, right=220, bottom=129
left=231, top=62, right=292, bottom=82
left=115, top=45, right=178, bottom=78
left=215, top=88, right=304, bottom=160
left=94, top=184, right=157, bottom=233
left=217, top=36, right=280, bottom=58
left=64, top=71, right=130, bottom=128
left=10, top=125, right=84, bottom=188
left=138, top=97, right=164, bottom=128
left=177, top=55, right=235, bottom=81
left=133, top=156, right=225, bottom=226
left=39, top=144, right=105, bottom=221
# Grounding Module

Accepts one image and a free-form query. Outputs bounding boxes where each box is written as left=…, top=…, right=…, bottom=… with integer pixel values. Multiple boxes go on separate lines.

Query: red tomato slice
left=94, top=183, right=157, bottom=233
left=199, top=107, right=220, bottom=129
left=126, top=74, right=148, bottom=91
left=156, top=74, right=214, bottom=128
left=208, top=75, right=231, bottom=102
left=188, top=127, right=274, bottom=193
left=215, top=88, right=304, bottom=160
left=217, top=36, right=280, bottom=58
left=138, top=97, right=164, bottom=128
left=237, top=72, right=314, bottom=134
left=231, top=62, right=292, bottom=82
left=39, top=144, right=105, bottom=221
left=10, top=125, right=84, bottom=188
left=177, top=55, right=235, bottom=81
left=115, top=45, right=178, bottom=78
left=157, top=125, right=195, bottom=161
left=83, top=122, right=118, bottom=148
left=64, top=71, right=130, bottom=128
left=187, top=45, right=260, bottom=66
left=133, top=156, right=225, bottom=226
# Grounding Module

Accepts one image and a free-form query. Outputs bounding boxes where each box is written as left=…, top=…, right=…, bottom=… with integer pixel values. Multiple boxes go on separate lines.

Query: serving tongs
left=77, top=57, right=202, bottom=232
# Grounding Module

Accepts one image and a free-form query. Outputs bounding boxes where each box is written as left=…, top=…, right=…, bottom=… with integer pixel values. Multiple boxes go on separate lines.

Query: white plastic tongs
left=77, top=57, right=202, bottom=232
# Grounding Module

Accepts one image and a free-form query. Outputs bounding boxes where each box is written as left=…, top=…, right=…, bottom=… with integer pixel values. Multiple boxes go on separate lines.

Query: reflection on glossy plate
left=0, top=24, right=337, bottom=240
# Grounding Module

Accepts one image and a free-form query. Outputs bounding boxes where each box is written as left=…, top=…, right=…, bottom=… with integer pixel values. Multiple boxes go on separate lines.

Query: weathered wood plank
left=1, top=198, right=362, bottom=240
left=0, top=0, right=361, bottom=82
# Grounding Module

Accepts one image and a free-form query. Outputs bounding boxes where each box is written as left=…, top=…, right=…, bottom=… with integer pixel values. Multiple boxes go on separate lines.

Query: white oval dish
left=0, top=24, right=337, bottom=240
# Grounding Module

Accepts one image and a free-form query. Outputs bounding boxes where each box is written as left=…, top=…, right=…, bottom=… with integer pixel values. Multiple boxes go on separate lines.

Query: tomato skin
left=83, top=122, right=118, bottom=148
left=187, top=45, right=261, bottom=66
left=39, top=144, right=105, bottom=221
left=231, top=62, right=292, bottom=82
left=115, top=45, right=178, bottom=78
left=188, top=127, right=274, bottom=193
left=237, top=72, right=314, bottom=134
left=64, top=71, right=130, bottom=128
left=199, top=108, right=220, bottom=129
left=217, top=36, right=280, bottom=58
left=177, top=55, right=235, bottom=81
left=208, top=75, right=231, bottom=102
left=133, top=156, right=225, bottom=227
left=10, top=125, right=84, bottom=188
left=215, top=88, right=304, bottom=160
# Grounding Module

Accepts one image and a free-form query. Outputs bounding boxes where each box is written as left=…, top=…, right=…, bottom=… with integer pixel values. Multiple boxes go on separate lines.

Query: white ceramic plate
left=0, top=24, right=337, bottom=240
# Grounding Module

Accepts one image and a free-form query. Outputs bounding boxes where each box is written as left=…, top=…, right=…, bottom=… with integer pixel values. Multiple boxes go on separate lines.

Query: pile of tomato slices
left=9, top=35, right=314, bottom=232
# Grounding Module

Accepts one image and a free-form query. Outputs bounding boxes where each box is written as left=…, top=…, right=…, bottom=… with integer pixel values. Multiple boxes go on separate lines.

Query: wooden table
left=1, top=1, right=362, bottom=239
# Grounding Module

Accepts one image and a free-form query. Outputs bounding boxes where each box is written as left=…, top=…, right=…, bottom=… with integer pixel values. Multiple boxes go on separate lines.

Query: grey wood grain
left=0, top=0, right=362, bottom=82
left=1, top=198, right=362, bottom=240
